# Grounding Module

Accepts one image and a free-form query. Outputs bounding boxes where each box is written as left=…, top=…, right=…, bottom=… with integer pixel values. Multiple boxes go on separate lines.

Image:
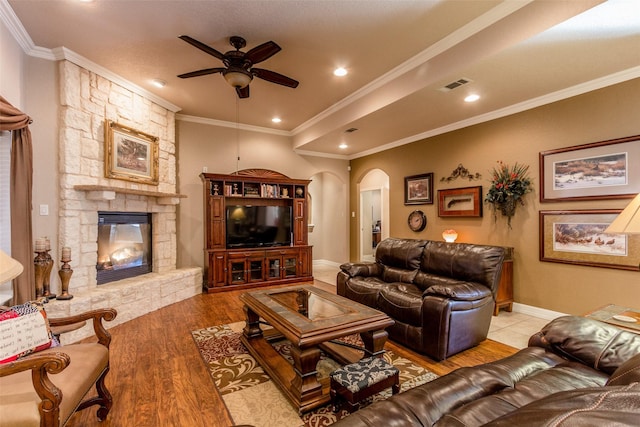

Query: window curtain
left=0, top=95, right=34, bottom=304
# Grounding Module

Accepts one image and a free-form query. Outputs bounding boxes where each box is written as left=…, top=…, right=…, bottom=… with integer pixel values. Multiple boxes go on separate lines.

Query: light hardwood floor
left=66, top=281, right=517, bottom=427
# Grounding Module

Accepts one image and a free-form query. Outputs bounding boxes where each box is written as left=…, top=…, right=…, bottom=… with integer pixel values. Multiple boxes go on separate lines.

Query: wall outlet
left=39, top=204, right=49, bottom=216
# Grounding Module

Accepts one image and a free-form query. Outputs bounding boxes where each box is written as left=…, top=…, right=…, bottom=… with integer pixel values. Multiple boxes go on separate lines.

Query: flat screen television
left=226, top=205, right=292, bottom=248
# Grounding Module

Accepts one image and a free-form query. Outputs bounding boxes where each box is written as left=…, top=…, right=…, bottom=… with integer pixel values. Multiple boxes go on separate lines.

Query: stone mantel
left=74, top=185, right=187, bottom=205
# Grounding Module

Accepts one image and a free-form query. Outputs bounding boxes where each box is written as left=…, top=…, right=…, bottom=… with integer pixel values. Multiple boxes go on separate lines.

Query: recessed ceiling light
left=339, top=143, right=348, bottom=149
left=334, top=67, right=348, bottom=77
left=151, top=79, right=166, bottom=88
left=464, top=94, right=480, bottom=103
left=271, top=117, right=282, bottom=123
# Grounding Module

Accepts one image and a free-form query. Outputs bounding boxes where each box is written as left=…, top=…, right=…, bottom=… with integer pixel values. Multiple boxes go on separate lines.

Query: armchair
left=0, top=308, right=117, bottom=427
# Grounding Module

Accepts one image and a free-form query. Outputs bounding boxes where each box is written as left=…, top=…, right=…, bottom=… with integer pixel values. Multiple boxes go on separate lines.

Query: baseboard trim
left=512, top=303, right=567, bottom=320
left=313, top=259, right=342, bottom=268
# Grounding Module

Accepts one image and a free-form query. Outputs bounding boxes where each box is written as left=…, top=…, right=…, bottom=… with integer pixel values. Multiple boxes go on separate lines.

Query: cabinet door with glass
left=227, top=252, right=265, bottom=285
left=265, top=248, right=298, bottom=280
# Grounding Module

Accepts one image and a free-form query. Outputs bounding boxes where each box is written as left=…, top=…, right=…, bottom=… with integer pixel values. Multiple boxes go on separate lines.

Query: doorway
left=359, top=169, right=389, bottom=262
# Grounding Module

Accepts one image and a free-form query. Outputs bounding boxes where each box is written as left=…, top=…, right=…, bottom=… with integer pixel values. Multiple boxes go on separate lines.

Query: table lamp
left=442, top=229, right=458, bottom=243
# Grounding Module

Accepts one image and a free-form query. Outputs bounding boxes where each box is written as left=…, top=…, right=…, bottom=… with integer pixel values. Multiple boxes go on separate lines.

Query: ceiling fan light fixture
left=223, top=69, right=253, bottom=88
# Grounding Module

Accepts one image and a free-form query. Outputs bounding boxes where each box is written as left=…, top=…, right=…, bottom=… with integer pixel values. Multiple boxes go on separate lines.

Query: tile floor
left=313, top=263, right=553, bottom=350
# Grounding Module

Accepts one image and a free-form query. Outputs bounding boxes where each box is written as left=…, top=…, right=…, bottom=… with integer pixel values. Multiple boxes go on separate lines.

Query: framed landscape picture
left=404, top=173, right=434, bottom=205
left=539, top=135, right=640, bottom=202
left=438, top=186, right=482, bottom=217
left=539, top=210, right=640, bottom=271
left=104, top=120, right=159, bottom=185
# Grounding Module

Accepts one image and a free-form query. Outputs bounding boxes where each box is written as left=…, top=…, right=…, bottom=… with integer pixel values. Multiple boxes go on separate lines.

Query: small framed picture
left=104, top=120, right=159, bottom=185
left=404, top=173, right=434, bottom=205
left=438, top=186, right=483, bottom=217
left=539, top=210, right=640, bottom=271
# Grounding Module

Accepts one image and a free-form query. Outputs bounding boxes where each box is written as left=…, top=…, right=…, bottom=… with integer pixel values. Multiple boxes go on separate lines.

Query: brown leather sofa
left=333, top=316, right=640, bottom=427
left=337, top=238, right=505, bottom=360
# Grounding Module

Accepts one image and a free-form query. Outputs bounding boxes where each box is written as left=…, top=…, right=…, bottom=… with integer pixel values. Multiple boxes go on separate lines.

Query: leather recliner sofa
left=332, top=316, right=640, bottom=426
left=337, top=238, right=505, bottom=360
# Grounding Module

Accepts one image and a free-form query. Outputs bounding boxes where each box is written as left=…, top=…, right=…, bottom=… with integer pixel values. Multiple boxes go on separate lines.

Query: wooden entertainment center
left=200, top=169, right=313, bottom=292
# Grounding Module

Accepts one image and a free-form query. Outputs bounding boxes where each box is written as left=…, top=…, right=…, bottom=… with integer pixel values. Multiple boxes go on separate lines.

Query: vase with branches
left=484, top=161, right=533, bottom=228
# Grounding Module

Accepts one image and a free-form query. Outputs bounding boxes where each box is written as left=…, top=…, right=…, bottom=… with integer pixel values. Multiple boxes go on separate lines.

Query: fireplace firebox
left=97, top=212, right=152, bottom=284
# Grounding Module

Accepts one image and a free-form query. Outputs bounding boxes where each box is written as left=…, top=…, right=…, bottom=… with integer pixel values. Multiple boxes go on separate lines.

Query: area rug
left=192, top=322, right=438, bottom=427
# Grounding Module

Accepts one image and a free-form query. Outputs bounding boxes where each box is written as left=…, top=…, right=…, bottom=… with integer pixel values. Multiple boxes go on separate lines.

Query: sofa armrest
left=528, top=316, right=640, bottom=374
left=423, top=281, right=492, bottom=301
left=0, top=351, right=70, bottom=424
left=339, top=262, right=383, bottom=278
left=49, top=308, right=117, bottom=348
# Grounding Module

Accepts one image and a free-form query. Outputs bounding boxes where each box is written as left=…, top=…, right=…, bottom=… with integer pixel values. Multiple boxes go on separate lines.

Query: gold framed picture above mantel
left=104, top=120, right=159, bottom=185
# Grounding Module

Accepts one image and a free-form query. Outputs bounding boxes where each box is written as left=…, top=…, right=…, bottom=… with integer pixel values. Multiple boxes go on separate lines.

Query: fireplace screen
left=97, top=212, right=152, bottom=284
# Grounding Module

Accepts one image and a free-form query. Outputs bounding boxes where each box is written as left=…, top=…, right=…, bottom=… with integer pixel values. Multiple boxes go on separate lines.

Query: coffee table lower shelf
left=240, top=331, right=332, bottom=414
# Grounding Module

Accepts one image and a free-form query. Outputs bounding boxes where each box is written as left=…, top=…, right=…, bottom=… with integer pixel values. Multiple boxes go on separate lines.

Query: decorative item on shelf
left=440, top=164, right=481, bottom=183
left=57, top=246, right=74, bottom=300
left=281, top=187, right=289, bottom=198
left=212, top=183, right=219, bottom=196
left=442, top=229, right=458, bottom=242
left=295, top=187, right=304, bottom=197
left=484, top=161, right=533, bottom=229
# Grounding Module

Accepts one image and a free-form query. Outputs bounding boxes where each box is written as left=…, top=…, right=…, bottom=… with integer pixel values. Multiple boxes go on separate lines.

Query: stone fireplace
left=45, top=60, right=201, bottom=343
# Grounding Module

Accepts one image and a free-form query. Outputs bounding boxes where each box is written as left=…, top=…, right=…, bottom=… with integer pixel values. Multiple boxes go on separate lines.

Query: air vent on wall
left=439, top=78, right=472, bottom=92
left=344, top=127, right=358, bottom=133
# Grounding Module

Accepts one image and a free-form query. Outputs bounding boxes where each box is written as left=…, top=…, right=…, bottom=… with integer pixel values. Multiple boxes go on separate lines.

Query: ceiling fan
left=177, top=35, right=299, bottom=98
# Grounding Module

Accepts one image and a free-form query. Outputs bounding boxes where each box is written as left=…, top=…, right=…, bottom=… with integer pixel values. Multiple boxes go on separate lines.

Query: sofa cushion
left=421, top=241, right=504, bottom=292
left=484, top=383, right=640, bottom=427
left=377, top=283, right=423, bottom=327
left=375, top=238, right=426, bottom=270
left=0, top=301, right=54, bottom=364
left=423, top=280, right=492, bottom=301
left=341, top=276, right=387, bottom=308
left=339, top=262, right=383, bottom=278
left=382, top=266, right=418, bottom=284
left=606, top=352, right=640, bottom=386
left=529, top=316, right=640, bottom=375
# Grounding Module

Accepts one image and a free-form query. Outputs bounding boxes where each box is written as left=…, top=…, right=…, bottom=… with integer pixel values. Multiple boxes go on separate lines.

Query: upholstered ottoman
left=330, top=356, right=400, bottom=412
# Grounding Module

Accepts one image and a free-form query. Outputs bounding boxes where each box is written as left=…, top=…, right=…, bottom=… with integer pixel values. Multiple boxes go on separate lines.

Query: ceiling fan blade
left=177, top=67, right=225, bottom=79
left=252, top=68, right=299, bottom=88
left=179, top=35, right=225, bottom=61
left=236, top=86, right=250, bottom=98
left=245, top=41, right=281, bottom=64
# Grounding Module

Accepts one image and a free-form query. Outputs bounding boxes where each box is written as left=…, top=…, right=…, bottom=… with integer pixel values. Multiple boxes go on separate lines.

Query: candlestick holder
left=42, top=250, right=56, bottom=299
left=34, top=250, right=50, bottom=299
left=57, top=256, right=74, bottom=300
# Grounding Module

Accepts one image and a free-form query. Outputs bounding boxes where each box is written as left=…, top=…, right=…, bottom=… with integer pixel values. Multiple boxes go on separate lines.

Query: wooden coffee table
left=240, top=284, right=394, bottom=414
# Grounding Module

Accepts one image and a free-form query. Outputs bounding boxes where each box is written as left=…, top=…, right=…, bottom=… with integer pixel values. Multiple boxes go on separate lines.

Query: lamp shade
left=442, top=229, right=458, bottom=242
left=605, top=193, right=640, bottom=234
left=0, top=250, right=24, bottom=284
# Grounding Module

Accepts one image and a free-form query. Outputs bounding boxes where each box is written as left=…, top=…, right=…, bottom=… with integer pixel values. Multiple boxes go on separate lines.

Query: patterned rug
left=192, top=322, right=438, bottom=427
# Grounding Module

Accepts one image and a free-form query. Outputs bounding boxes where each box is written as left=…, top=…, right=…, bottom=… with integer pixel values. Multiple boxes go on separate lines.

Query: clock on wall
left=408, top=210, right=427, bottom=232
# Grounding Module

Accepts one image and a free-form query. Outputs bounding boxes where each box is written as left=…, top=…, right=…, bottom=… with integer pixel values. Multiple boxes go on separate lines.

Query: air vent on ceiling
left=344, top=127, right=358, bottom=133
left=439, top=78, right=472, bottom=92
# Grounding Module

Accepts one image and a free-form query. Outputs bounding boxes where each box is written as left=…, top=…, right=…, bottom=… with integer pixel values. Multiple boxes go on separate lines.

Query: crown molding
left=1, top=0, right=180, bottom=113
left=346, top=65, right=640, bottom=160
left=176, top=114, right=291, bottom=136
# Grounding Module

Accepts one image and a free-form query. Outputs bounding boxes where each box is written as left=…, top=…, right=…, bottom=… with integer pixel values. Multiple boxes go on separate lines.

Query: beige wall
left=176, top=119, right=350, bottom=269
left=349, top=78, right=640, bottom=316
